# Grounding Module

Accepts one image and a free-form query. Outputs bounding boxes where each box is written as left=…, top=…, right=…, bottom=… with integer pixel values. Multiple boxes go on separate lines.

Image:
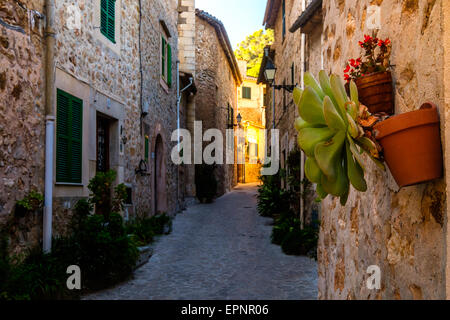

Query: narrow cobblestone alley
left=85, top=183, right=318, bottom=300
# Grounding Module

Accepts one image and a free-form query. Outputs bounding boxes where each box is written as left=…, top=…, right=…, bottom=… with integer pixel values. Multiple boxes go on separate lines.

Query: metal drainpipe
left=176, top=60, right=180, bottom=212
left=43, top=0, right=56, bottom=253
left=299, top=0, right=306, bottom=230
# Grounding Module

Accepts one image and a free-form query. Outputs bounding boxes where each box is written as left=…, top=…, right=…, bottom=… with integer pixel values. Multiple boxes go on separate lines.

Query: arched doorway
left=154, top=134, right=167, bottom=214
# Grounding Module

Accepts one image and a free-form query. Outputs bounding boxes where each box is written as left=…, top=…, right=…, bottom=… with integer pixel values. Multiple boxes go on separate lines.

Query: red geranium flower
left=359, top=41, right=364, bottom=47
left=378, top=40, right=383, bottom=47
left=344, top=64, right=351, bottom=73
left=364, top=35, right=372, bottom=43
left=349, top=59, right=356, bottom=67
left=344, top=74, right=350, bottom=81
left=385, top=38, right=391, bottom=45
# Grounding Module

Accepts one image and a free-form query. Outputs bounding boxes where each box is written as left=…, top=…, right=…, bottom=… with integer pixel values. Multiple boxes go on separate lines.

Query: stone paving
left=84, top=183, right=318, bottom=300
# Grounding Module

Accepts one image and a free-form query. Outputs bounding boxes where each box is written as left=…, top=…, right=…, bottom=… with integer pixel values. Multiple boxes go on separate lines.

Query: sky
left=196, top=0, right=268, bottom=50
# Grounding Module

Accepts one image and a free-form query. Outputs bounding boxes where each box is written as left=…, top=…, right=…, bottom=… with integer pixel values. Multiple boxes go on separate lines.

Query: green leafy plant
left=234, top=29, right=274, bottom=78
left=126, top=213, right=172, bottom=247
left=15, top=191, right=44, bottom=217
left=270, top=210, right=319, bottom=259
left=87, top=170, right=127, bottom=217
left=257, top=165, right=291, bottom=217
left=294, top=71, right=385, bottom=205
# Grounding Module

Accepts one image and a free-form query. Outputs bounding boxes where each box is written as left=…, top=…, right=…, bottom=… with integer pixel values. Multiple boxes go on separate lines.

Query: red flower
left=359, top=41, right=364, bottom=47
left=349, top=59, right=356, bottom=67
left=356, top=58, right=362, bottom=65
left=378, top=40, right=383, bottom=47
left=344, top=74, right=350, bottom=81
left=364, top=35, right=372, bottom=43
left=385, top=38, right=391, bottom=45
left=344, top=64, right=351, bottom=73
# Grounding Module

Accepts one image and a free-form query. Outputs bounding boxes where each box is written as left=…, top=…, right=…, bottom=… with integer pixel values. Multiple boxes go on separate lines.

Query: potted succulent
left=344, top=35, right=394, bottom=115
left=294, top=71, right=384, bottom=205
left=296, top=71, right=444, bottom=197
left=373, top=102, right=443, bottom=187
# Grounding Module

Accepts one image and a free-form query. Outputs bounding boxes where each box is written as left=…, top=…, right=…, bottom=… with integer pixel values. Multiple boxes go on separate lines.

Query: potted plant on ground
left=294, top=71, right=384, bottom=205
left=373, top=102, right=443, bottom=187
left=344, top=35, right=394, bottom=115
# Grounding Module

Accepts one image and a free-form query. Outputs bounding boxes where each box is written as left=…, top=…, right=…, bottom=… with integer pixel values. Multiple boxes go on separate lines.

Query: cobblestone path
left=85, top=183, right=318, bottom=300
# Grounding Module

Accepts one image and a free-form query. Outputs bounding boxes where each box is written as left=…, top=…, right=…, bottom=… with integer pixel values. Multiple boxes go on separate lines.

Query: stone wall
left=140, top=0, right=179, bottom=215
left=0, top=0, right=46, bottom=254
left=195, top=14, right=239, bottom=196
left=317, top=0, right=447, bottom=300
left=271, top=0, right=304, bottom=157
left=1, top=0, right=181, bottom=254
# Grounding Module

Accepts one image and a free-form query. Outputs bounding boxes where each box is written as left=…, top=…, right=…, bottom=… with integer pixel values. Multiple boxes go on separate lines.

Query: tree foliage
left=234, top=29, right=274, bottom=78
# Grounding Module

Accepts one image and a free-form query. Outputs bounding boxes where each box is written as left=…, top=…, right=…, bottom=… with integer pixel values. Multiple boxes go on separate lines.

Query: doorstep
left=135, top=246, right=153, bottom=270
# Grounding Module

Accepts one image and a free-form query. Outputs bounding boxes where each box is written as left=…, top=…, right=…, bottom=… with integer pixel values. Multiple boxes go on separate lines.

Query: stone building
left=194, top=9, right=242, bottom=197
left=0, top=0, right=195, bottom=254
left=259, top=0, right=318, bottom=227
left=0, top=0, right=46, bottom=254
left=288, top=0, right=450, bottom=300
left=237, top=60, right=266, bottom=183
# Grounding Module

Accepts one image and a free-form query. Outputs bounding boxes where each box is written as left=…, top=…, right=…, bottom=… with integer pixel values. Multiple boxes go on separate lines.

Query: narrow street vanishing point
left=85, top=184, right=318, bottom=300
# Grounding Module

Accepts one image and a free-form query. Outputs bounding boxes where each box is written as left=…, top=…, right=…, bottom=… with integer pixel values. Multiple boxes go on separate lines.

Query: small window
left=242, top=87, right=252, bottom=99
left=291, top=63, right=295, bottom=84
left=56, top=89, right=83, bottom=184
left=100, top=0, right=116, bottom=43
left=125, top=186, right=133, bottom=205
left=145, top=135, right=149, bottom=162
left=161, top=33, right=172, bottom=87
left=227, top=104, right=234, bottom=129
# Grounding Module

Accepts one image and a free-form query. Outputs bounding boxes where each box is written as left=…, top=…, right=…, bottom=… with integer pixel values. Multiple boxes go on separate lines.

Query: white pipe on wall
left=43, top=117, right=55, bottom=253
left=43, top=0, right=56, bottom=253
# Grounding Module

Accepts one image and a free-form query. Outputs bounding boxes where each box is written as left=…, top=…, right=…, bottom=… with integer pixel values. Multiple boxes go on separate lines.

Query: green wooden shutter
left=243, top=87, right=252, bottom=99
left=56, top=91, right=71, bottom=183
left=100, top=0, right=116, bottom=43
left=167, top=44, right=172, bottom=87
left=161, top=36, right=166, bottom=78
left=56, top=89, right=83, bottom=183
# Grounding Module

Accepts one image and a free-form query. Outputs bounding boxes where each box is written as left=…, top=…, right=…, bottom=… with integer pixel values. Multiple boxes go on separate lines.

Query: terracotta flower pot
left=373, top=102, right=443, bottom=188
left=355, top=71, right=394, bottom=115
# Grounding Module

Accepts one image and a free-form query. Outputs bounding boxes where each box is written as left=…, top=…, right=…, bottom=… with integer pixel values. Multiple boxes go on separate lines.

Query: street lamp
left=236, top=113, right=242, bottom=126
left=264, top=58, right=276, bottom=85
left=263, top=53, right=297, bottom=130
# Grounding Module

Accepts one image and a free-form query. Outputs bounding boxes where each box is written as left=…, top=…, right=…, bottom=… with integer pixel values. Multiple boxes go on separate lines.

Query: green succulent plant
left=294, top=71, right=385, bottom=206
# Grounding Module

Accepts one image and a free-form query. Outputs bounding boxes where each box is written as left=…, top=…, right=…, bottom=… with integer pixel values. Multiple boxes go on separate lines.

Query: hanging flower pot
left=373, top=102, right=443, bottom=188
left=344, top=35, right=394, bottom=115
left=355, top=71, right=394, bottom=115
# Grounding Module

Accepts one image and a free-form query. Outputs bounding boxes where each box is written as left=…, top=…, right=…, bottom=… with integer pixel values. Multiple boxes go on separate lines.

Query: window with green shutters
left=101, top=0, right=116, bottom=43
left=227, top=104, right=234, bottom=128
left=56, top=89, right=83, bottom=184
left=161, top=33, right=172, bottom=87
left=242, top=87, right=252, bottom=99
